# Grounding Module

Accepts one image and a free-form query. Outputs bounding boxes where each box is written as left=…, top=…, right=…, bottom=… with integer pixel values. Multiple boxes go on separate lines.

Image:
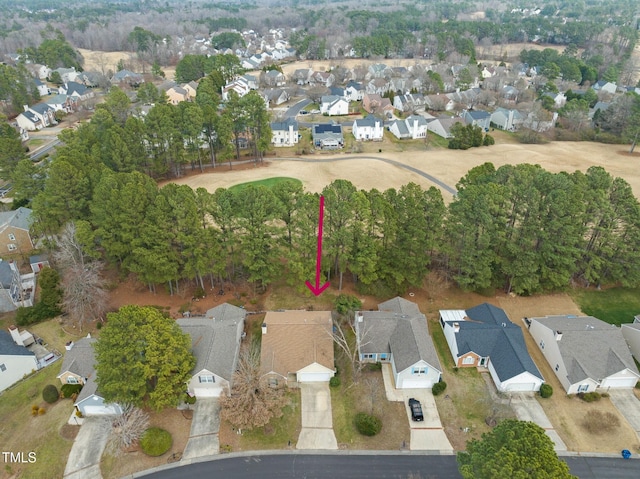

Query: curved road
left=275, top=156, right=458, bottom=196
left=132, top=453, right=640, bottom=479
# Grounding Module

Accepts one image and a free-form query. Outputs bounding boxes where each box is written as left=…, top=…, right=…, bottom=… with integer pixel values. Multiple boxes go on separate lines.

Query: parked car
left=408, top=398, right=424, bottom=422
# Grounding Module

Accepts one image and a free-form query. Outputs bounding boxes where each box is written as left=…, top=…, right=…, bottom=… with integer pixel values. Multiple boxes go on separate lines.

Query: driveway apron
left=510, top=392, right=567, bottom=451
left=182, top=398, right=220, bottom=460
left=296, top=382, right=338, bottom=450
left=63, top=417, right=111, bottom=479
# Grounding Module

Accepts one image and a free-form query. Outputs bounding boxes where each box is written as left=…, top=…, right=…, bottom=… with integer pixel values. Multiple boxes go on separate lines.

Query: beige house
left=260, top=310, right=335, bottom=387
left=0, top=207, right=34, bottom=254
left=166, top=86, right=190, bottom=105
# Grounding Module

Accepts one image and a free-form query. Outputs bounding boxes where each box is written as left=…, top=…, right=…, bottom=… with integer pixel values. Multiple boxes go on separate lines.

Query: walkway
left=63, top=417, right=110, bottom=479
left=296, top=382, right=338, bottom=450
left=182, top=398, right=220, bottom=460
left=381, top=364, right=453, bottom=452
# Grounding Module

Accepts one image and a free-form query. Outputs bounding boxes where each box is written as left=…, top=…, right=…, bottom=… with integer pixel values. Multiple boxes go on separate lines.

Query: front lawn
left=570, top=287, right=640, bottom=326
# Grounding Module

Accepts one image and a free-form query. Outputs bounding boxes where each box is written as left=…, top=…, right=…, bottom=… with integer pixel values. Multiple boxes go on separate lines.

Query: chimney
left=23, top=105, right=28, bottom=112
left=9, top=325, right=23, bottom=346
left=356, top=312, right=364, bottom=323
left=65, top=341, right=74, bottom=350
left=555, top=330, right=563, bottom=341
left=261, top=323, right=267, bottom=335
left=453, top=322, right=460, bottom=333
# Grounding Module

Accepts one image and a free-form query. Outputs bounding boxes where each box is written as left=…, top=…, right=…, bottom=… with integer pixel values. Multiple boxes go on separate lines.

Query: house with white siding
left=271, top=118, right=299, bottom=147
left=352, top=115, right=383, bottom=141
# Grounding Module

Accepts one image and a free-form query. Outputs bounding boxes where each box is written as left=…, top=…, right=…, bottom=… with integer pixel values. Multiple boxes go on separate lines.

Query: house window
left=198, top=375, right=214, bottom=383
left=578, top=384, right=589, bottom=392
left=555, top=364, right=559, bottom=372
left=462, top=356, right=475, bottom=365
left=379, top=353, right=388, bottom=361
left=67, top=376, right=78, bottom=384
left=8, top=244, right=16, bottom=251
left=0, top=363, right=6, bottom=372
left=362, top=353, right=375, bottom=360
left=412, top=367, right=427, bottom=375
left=8, top=233, right=15, bottom=241
left=539, top=340, right=545, bottom=350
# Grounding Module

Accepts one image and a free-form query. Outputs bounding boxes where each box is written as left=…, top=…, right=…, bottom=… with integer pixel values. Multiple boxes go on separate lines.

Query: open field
left=173, top=140, right=640, bottom=202
left=570, top=287, right=640, bottom=326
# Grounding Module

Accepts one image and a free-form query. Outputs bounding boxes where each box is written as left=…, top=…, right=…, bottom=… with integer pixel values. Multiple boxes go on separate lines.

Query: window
left=578, top=384, right=589, bottom=392
left=462, top=356, right=475, bottom=365
left=412, top=367, right=427, bottom=375
left=67, top=376, right=78, bottom=384
left=362, top=353, right=375, bottom=360
left=0, top=363, right=6, bottom=372
left=198, top=375, right=214, bottom=383
left=8, top=233, right=15, bottom=241
left=7, top=244, right=16, bottom=251
left=379, top=353, right=388, bottom=361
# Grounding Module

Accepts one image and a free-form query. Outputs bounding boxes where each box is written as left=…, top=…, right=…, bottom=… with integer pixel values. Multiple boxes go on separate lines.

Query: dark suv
left=408, top=398, right=424, bottom=422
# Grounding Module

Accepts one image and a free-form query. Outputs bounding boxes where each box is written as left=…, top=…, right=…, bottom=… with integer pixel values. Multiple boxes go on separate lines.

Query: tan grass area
left=77, top=48, right=137, bottom=74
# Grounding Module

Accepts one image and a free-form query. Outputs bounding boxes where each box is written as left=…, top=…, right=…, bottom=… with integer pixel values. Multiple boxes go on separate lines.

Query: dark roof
left=271, top=118, right=298, bottom=131
left=313, top=123, right=342, bottom=134
left=20, top=111, right=39, bottom=124
left=0, top=330, right=35, bottom=357
left=64, top=81, right=88, bottom=96
left=466, top=110, right=491, bottom=120
left=354, top=114, right=382, bottom=128
left=29, top=103, right=53, bottom=115
left=0, top=207, right=32, bottom=231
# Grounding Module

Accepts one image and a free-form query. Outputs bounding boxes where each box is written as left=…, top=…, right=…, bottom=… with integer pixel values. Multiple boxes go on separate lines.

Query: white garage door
left=194, top=387, right=222, bottom=398
left=401, top=379, right=432, bottom=389
left=297, top=372, right=332, bottom=382
left=505, top=383, right=537, bottom=392
left=83, top=405, right=120, bottom=416
left=601, top=377, right=637, bottom=389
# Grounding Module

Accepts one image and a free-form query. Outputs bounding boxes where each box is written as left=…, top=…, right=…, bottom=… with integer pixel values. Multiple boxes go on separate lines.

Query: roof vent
left=453, top=322, right=460, bottom=333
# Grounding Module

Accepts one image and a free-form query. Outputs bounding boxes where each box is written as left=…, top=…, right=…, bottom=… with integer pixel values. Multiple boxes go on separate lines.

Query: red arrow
left=305, top=195, right=330, bottom=296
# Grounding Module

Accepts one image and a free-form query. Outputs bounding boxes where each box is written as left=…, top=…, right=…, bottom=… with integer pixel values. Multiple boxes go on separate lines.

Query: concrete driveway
left=609, top=390, right=640, bottom=437
left=510, top=392, right=567, bottom=451
left=182, top=398, right=220, bottom=460
left=296, top=382, right=338, bottom=450
left=63, top=417, right=111, bottom=479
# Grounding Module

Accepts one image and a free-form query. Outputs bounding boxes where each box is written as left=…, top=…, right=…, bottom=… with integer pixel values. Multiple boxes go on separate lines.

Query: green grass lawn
left=570, top=287, right=640, bottom=326
left=228, top=177, right=302, bottom=192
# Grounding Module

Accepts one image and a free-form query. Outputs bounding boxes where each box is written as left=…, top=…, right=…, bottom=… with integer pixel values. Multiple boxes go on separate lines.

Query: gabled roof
left=0, top=207, right=32, bottom=231
left=64, top=81, right=88, bottom=96
left=259, top=310, right=334, bottom=378
left=390, top=119, right=410, bottom=137
left=354, top=114, right=381, bottom=128
left=57, top=337, right=97, bottom=379
left=390, top=316, right=442, bottom=373
left=405, top=114, right=428, bottom=127
left=466, top=110, right=491, bottom=120
left=532, top=315, right=640, bottom=383
left=29, top=103, right=54, bottom=115
left=0, top=330, right=36, bottom=357
left=45, top=94, right=68, bottom=105
left=346, top=80, right=363, bottom=91
left=271, top=118, right=298, bottom=132
left=177, top=303, right=246, bottom=382
left=379, top=297, right=422, bottom=316
left=19, top=111, right=39, bottom=124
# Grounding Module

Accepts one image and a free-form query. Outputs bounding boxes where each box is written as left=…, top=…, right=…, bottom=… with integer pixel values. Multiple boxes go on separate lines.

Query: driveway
left=182, top=398, right=220, bottom=460
left=510, top=392, right=567, bottom=451
left=296, top=382, right=338, bottom=450
left=63, top=417, right=111, bottom=479
left=608, top=389, right=640, bottom=437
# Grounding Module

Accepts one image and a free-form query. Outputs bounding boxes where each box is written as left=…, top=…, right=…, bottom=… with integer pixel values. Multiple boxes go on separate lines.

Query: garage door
left=505, top=383, right=537, bottom=392
left=401, top=379, right=432, bottom=389
left=297, top=372, right=333, bottom=382
left=601, top=377, right=637, bottom=389
left=83, top=405, right=120, bottom=416
left=194, top=387, right=222, bottom=398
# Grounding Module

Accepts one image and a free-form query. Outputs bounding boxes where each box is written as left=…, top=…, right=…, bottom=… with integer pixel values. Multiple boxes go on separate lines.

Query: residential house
left=33, top=78, right=50, bottom=97
left=389, top=115, right=429, bottom=140
left=292, top=68, right=313, bottom=85
left=356, top=297, right=442, bottom=389
left=271, top=118, right=299, bottom=147
left=439, top=303, right=544, bottom=392
left=52, top=67, right=80, bottom=83
left=312, top=123, right=343, bottom=150
left=166, top=86, right=190, bottom=105
left=490, top=108, right=524, bottom=131
left=15, top=110, right=44, bottom=131
left=58, top=82, right=94, bottom=101
left=528, top=315, right=640, bottom=393
left=263, top=69, right=286, bottom=87
left=463, top=110, right=492, bottom=131
left=426, top=117, right=464, bottom=139
left=0, top=260, right=36, bottom=310
left=593, top=80, right=617, bottom=95
left=25, top=63, right=50, bottom=80
left=0, top=329, right=38, bottom=392
left=310, top=71, right=335, bottom=87
left=345, top=81, right=364, bottom=102
left=329, top=86, right=346, bottom=99
left=589, top=101, right=610, bottom=120
left=177, top=303, right=246, bottom=398
left=425, top=94, right=455, bottom=112
left=320, top=95, right=349, bottom=116
left=111, top=69, right=144, bottom=87
left=501, top=86, right=519, bottom=103
left=367, top=63, right=389, bottom=79
left=29, top=254, right=50, bottom=274
left=621, top=316, right=640, bottom=362
left=481, top=66, right=496, bottom=79
left=366, top=78, right=391, bottom=95
left=352, top=115, right=384, bottom=141
left=183, top=81, right=199, bottom=98
left=542, top=91, right=567, bottom=108
left=16, top=104, right=56, bottom=131
left=259, top=310, right=335, bottom=387
left=362, top=93, right=393, bottom=116
left=263, top=88, right=290, bottom=106
left=393, top=93, right=426, bottom=113
left=0, top=207, right=34, bottom=254
left=45, top=94, right=76, bottom=114
left=222, top=78, right=251, bottom=100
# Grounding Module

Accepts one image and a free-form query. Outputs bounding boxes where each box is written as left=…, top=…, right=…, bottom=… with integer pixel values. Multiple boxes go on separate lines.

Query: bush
left=185, top=394, right=197, bottom=405
left=354, top=412, right=382, bottom=436
left=42, top=384, right=59, bottom=403
left=577, top=392, right=601, bottom=402
left=61, top=384, right=83, bottom=398
left=432, top=381, right=447, bottom=396
left=329, top=376, right=341, bottom=388
left=539, top=384, right=553, bottom=398
left=38, top=407, right=46, bottom=415
left=140, top=428, right=172, bottom=456
left=335, top=294, right=362, bottom=315
left=367, top=362, right=382, bottom=371
left=582, top=410, right=620, bottom=434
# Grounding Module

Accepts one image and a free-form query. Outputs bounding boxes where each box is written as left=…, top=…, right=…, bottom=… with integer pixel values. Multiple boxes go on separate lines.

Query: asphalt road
left=285, top=98, right=312, bottom=118
left=136, top=453, right=640, bottom=479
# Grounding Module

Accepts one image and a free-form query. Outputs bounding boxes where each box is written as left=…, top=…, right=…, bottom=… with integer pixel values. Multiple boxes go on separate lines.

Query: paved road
left=276, top=156, right=458, bottom=196
left=133, top=453, right=640, bottom=479
left=285, top=98, right=312, bottom=118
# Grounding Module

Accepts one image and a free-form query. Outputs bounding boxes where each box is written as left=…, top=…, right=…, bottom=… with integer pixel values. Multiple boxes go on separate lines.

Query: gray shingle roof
left=176, top=303, right=246, bottom=382
left=271, top=118, right=298, bottom=132
left=0, top=207, right=32, bottom=231
left=58, top=337, right=97, bottom=380
left=378, top=297, right=422, bottom=316
left=534, top=316, right=639, bottom=383
left=391, top=119, right=410, bottom=137
left=29, top=103, right=54, bottom=115
left=390, top=316, right=442, bottom=373
left=354, top=115, right=381, bottom=128
left=0, top=330, right=36, bottom=357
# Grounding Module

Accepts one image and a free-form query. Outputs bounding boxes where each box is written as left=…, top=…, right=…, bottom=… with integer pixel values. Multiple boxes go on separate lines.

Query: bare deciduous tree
left=103, top=404, right=150, bottom=456
left=53, top=222, right=88, bottom=268
left=220, top=344, right=288, bottom=430
left=330, top=314, right=372, bottom=383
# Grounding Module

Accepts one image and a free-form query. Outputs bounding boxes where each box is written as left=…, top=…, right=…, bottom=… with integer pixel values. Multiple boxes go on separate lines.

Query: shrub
left=432, top=381, right=447, bottom=396
left=61, top=384, right=83, bottom=398
left=335, top=294, right=362, bottom=315
left=185, top=394, right=197, bottom=405
left=140, top=428, right=172, bottom=456
left=42, top=384, right=59, bottom=403
left=539, top=384, right=553, bottom=398
left=96, top=321, right=102, bottom=330
left=31, top=405, right=39, bottom=416
left=582, top=410, right=620, bottom=434
left=355, top=413, right=382, bottom=436
left=38, top=407, right=46, bottom=415
left=329, top=376, right=341, bottom=388
left=578, top=392, right=601, bottom=402
left=367, top=362, right=382, bottom=371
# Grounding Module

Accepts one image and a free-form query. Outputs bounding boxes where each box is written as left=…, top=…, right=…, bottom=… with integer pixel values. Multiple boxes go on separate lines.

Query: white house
left=621, top=316, right=640, bottom=362
left=356, top=297, right=442, bottom=389
left=593, top=80, right=617, bottom=95
left=426, top=117, right=464, bottom=139
left=345, top=81, right=364, bottom=102
left=33, top=78, right=50, bottom=97
left=439, top=304, right=544, bottom=392
left=320, top=95, right=349, bottom=116
left=490, top=108, right=524, bottom=131
left=0, top=329, right=38, bottom=393
left=15, top=103, right=56, bottom=131
left=271, top=118, right=299, bottom=147
left=389, top=115, right=429, bottom=140
left=528, top=315, right=640, bottom=393
left=177, top=303, right=246, bottom=398
left=352, top=115, right=383, bottom=141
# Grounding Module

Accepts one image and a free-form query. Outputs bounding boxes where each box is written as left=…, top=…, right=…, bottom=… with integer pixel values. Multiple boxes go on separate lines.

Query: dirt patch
left=101, top=409, right=192, bottom=479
